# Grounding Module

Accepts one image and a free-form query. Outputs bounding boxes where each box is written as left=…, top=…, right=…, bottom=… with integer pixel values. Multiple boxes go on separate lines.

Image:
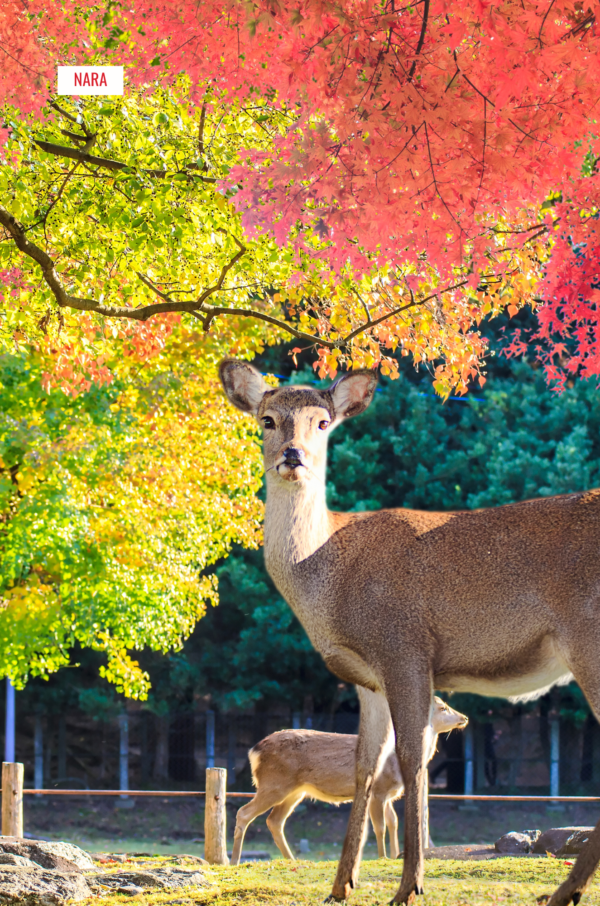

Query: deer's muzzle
left=282, top=448, right=304, bottom=468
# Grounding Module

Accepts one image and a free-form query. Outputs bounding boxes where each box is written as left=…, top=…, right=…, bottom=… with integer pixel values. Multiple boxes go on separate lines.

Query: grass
left=25, top=797, right=600, bottom=860
left=83, top=855, right=600, bottom=906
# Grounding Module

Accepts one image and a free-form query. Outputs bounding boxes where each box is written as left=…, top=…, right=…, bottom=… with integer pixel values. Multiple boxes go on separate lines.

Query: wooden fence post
left=204, top=767, right=228, bottom=864
left=2, top=762, right=23, bottom=837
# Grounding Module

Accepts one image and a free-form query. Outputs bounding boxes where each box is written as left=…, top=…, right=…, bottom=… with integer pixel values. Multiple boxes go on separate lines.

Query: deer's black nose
left=283, top=447, right=304, bottom=467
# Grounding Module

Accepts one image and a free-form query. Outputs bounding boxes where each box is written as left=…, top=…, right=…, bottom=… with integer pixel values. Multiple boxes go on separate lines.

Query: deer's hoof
left=390, top=882, right=423, bottom=904
left=327, top=881, right=353, bottom=901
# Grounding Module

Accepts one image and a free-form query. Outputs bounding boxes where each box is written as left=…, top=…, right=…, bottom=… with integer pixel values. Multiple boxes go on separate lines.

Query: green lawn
left=88, top=856, right=600, bottom=906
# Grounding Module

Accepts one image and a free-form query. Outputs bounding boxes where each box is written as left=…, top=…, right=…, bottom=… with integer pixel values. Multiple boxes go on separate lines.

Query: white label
left=57, top=66, right=124, bottom=96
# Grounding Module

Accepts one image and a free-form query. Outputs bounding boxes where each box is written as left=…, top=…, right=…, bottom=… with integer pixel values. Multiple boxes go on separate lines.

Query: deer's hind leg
left=369, top=795, right=388, bottom=858
left=385, top=800, right=401, bottom=859
left=231, top=788, right=291, bottom=865
left=329, top=687, right=393, bottom=900
left=266, top=792, right=306, bottom=860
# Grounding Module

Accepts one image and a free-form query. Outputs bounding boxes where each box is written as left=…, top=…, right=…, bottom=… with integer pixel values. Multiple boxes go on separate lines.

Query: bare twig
left=49, top=101, right=85, bottom=129
left=342, top=279, right=469, bottom=342
left=462, top=74, right=496, bottom=108
left=538, top=0, right=557, bottom=47
left=407, top=0, right=430, bottom=81
left=198, top=100, right=207, bottom=158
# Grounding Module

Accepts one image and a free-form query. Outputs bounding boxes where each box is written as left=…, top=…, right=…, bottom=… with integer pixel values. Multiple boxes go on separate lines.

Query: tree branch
left=198, top=101, right=207, bottom=157
left=342, top=279, right=469, bottom=342
left=33, top=140, right=217, bottom=182
left=407, top=0, right=430, bottom=81
left=0, top=203, right=479, bottom=355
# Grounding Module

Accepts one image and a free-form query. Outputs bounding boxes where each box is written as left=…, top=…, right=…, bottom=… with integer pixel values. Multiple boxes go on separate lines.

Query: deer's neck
left=264, top=473, right=332, bottom=569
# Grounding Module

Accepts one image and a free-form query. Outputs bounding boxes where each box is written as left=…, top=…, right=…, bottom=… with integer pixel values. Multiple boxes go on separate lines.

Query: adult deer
left=219, top=359, right=600, bottom=905
left=231, top=696, right=467, bottom=864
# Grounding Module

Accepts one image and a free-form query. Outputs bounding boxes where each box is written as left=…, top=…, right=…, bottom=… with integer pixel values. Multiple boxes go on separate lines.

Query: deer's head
left=431, top=697, right=469, bottom=734
left=219, top=359, right=377, bottom=486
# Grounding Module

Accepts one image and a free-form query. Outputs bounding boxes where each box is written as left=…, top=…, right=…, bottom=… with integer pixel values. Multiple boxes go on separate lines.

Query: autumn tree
left=4, top=1, right=592, bottom=390
left=0, top=338, right=264, bottom=697
left=1, top=0, right=598, bottom=388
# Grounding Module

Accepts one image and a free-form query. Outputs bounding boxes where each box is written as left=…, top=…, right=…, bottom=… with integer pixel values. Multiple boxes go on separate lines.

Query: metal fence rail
left=20, top=789, right=600, bottom=802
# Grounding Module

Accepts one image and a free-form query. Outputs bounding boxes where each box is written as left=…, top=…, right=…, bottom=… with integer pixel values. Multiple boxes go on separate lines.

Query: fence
left=4, top=761, right=600, bottom=868
left=8, top=700, right=600, bottom=798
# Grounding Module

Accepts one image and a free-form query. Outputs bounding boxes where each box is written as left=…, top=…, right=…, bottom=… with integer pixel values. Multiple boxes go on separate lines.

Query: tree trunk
left=153, top=714, right=169, bottom=782
left=98, top=723, right=107, bottom=783
left=57, top=716, right=66, bottom=780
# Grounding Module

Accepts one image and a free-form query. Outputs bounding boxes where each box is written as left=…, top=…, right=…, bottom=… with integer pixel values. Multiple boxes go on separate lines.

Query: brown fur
left=230, top=697, right=467, bottom=864
left=219, top=359, right=600, bottom=904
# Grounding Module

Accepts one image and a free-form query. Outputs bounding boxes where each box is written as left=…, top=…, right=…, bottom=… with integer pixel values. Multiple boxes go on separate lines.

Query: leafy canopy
left=1, top=0, right=598, bottom=387
left=0, top=343, right=263, bottom=697
left=2, top=17, right=560, bottom=393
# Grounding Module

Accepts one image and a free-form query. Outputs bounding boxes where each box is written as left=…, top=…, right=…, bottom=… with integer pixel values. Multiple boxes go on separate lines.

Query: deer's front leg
left=388, top=681, right=433, bottom=905
left=328, top=687, right=393, bottom=901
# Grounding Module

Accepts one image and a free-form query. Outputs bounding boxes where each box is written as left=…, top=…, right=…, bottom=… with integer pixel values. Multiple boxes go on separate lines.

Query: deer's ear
left=219, top=359, right=267, bottom=415
left=329, top=370, right=377, bottom=419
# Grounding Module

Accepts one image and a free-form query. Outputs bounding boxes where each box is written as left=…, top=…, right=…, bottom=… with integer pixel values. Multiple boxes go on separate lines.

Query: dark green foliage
left=22, top=319, right=600, bottom=722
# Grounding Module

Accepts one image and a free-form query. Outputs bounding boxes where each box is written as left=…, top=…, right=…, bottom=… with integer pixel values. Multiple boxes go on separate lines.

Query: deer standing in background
left=220, top=359, right=600, bottom=905
left=231, top=696, right=467, bottom=864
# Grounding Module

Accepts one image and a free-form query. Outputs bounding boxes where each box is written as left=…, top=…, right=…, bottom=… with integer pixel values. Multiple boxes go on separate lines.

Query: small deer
left=219, top=359, right=600, bottom=905
left=231, top=696, right=467, bottom=864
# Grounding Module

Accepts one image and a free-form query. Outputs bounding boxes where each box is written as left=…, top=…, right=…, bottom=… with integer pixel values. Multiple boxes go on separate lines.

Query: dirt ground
left=23, top=795, right=600, bottom=860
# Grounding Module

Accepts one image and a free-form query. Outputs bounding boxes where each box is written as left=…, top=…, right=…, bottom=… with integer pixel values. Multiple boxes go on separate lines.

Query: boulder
left=557, top=830, right=595, bottom=857
left=0, top=844, right=80, bottom=873
left=532, top=828, right=594, bottom=855
left=0, top=866, right=91, bottom=904
left=89, top=868, right=207, bottom=893
left=0, top=856, right=37, bottom=868
left=31, top=844, right=94, bottom=870
left=495, top=833, right=532, bottom=854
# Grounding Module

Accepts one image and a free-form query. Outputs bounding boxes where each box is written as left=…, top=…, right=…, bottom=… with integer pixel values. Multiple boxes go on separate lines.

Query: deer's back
left=250, top=729, right=403, bottom=802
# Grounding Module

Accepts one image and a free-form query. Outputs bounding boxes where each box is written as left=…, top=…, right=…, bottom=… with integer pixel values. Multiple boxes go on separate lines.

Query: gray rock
left=495, top=833, right=532, bottom=854
left=557, top=830, right=595, bottom=857
left=90, top=868, right=206, bottom=892
left=0, top=866, right=91, bottom=904
left=32, top=844, right=94, bottom=870
left=0, top=844, right=79, bottom=873
left=532, top=828, right=594, bottom=855
left=174, top=855, right=209, bottom=866
left=0, top=856, right=37, bottom=868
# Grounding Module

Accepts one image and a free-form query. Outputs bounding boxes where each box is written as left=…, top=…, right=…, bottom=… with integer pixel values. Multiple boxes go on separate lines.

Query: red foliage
left=2, top=0, right=600, bottom=381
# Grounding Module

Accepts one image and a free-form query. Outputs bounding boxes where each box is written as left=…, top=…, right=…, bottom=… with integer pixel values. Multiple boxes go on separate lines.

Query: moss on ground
left=84, top=855, right=600, bottom=906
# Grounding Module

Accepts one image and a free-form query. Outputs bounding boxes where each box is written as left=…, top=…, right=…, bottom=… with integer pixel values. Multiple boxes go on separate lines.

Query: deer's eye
left=318, top=420, right=330, bottom=431
left=262, top=416, right=275, bottom=430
